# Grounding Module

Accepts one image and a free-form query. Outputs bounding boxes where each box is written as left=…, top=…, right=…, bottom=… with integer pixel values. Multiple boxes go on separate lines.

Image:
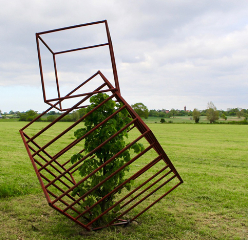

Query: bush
left=19, top=110, right=39, bottom=121
left=160, top=118, right=165, bottom=123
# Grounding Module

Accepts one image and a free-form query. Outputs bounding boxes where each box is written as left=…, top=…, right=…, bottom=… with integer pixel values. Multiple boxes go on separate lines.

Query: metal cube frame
left=36, top=20, right=120, bottom=111
left=20, top=20, right=183, bottom=231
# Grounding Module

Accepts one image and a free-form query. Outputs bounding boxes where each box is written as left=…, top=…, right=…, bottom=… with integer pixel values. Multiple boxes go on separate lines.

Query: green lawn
left=0, top=122, right=247, bottom=239
left=143, top=115, right=246, bottom=124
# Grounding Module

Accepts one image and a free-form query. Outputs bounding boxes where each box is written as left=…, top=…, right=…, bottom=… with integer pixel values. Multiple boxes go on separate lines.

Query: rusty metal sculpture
left=20, top=20, right=183, bottom=231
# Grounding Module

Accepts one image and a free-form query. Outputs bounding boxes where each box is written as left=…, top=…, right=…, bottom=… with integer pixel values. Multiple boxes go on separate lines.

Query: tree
left=221, top=113, right=227, bottom=121
left=71, top=93, right=144, bottom=225
left=170, top=108, right=176, bottom=118
left=77, top=108, right=86, bottom=118
left=131, top=103, right=149, bottom=119
left=192, top=108, right=200, bottom=123
left=158, top=112, right=166, bottom=118
left=236, top=108, right=242, bottom=118
left=206, top=102, right=219, bottom=123
left=48, top=111, right=56, bottom=115
left=19, top=110, right=39, bottom=121
left=149, top=109, right=159, bottom=117
left=160, top=118, right=165, bottom=123
left=47, top=115, right=58, bottom=122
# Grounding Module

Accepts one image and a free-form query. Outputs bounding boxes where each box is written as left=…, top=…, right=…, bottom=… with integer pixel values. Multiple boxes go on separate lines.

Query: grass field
left=143, top=116, right=246, bottom=124
left=0, top=122, right=247, bottom=239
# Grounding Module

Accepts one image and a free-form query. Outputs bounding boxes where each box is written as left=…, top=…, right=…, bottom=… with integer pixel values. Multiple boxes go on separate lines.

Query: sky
left=1, top=0, right=248, bottom=113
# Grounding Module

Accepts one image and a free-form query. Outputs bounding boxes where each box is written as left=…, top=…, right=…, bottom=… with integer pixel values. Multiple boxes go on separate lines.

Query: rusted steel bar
left=66, top=144, right=154, bottom=214
left=98, top=71, right=117, bottom=90
left=24, top=132, right=75, bottom=185
left=60, top=71, right=101, bottom=99
left=43, top=118, right=138, bottom=190
left=131, top=182, right=182, bottom=222
left=20, top=130, right=51, bottom=203
left=127, top=125, right=136, bottom=133
left=46, top=189, right=82, bottom=215
left=29, top=144, right=75, bottom=187
left=108, top=174, right=177, bottom=226
left=115, top=91, right=183, bottom=183
left=146, top=131, right=183, bottom=182
left=34, top=157, right=74, bottom=190
left=38, top=35, right=54, bottom=54
left=50, top=129, right=148, bottom=204
left=120, top=170, right=173, bottom=210
left=104, top=21, right=120, bottom=92
left=69, top=117, right=137, bottom=175
left=35, top=95, right=122, bottom=162
left=75, top=153, right=162, bottom=222
left=37, top=20, right=106, bottom=35
left=46, top=88, right=116, bottom=102
left=21, top=75, right=105, bottom=131
left=50, top=204, right=91, bottom=231
left=86, top=161, right=167, bottom=227
left=52, top=54, right=62, bottom=109
left=40, top=172, right=79, bottom=204
left=24, top=151, right=76, bottom=195
left=20, top=100, right=53, bottom=131
left=36, top=34, right=47, bottom=103
left=119, top=165, right=169, bottom=210
left=61, top=149, right=85, bottom=167
left=27, top=83, right=109, bottom=144
left=60, top=104, right=89, bottom=111
left=55, top=43, right=109, bottom=55
left=26, top=133, right=67, bottom=170
left=31, top=93, right=117, bottom=156
left=46, top=101, right=62, bottom=111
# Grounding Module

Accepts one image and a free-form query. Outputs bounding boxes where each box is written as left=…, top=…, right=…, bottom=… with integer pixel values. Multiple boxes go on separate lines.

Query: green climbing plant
left=71, top=93, right=144, bottom=225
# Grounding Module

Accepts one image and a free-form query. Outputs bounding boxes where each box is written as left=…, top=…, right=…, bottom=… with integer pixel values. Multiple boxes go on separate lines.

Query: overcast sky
left=1, top=0, right=248, bottom=113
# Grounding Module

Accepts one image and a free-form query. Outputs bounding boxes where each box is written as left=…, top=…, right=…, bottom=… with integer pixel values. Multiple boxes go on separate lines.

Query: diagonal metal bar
left=37, top=20, right=106, bottom=35
left=40, top=172, right=79, bottom=204
left=28, top=83, right=109, bottom=144
left=46, top=189, right=82, bottom=215
left=75, top=154, right=163, bottom=221
left=65, top=144, right=155, bottom=214
left=131, top=182, right=182, bottom=222
left=120, top=170, right=173, bottom=210
left=55, top=43, right=109, bottom=55
left=38, top=36, right=54, bottom=54
left=51, top=129, right=149, bottom=205
left=24, top=132, right=76, bottom=186
left=46, top=88, right=116, bottom=103
left=37, top=98, right=124, bottom=168
left=107, top=174, right=177, bottom=227
left=44, top=118, right=138, bottom=189
left=86, top=164, right=170, bottom=227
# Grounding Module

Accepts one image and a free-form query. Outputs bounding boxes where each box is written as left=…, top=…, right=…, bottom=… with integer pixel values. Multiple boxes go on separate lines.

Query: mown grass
left=143, top=115, right=246, bottom=124
left=0, top=122, right=247, bottom=239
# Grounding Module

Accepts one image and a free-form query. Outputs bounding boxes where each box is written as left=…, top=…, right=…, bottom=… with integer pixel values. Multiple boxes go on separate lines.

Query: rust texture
left=20, top=20, right=183, bottom=231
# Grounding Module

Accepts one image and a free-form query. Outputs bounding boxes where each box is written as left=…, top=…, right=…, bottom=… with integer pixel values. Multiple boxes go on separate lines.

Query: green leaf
left=74, top=128, right=87, bottom=139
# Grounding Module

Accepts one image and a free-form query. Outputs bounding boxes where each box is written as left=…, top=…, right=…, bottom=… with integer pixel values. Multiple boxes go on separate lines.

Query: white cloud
left=0, top=0, right=248, bottom=112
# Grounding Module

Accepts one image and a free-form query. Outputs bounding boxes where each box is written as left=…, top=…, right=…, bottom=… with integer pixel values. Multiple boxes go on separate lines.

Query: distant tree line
left=14, top=108, right=87, bottom=122
left=1, top=102, right=247, bottom=124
